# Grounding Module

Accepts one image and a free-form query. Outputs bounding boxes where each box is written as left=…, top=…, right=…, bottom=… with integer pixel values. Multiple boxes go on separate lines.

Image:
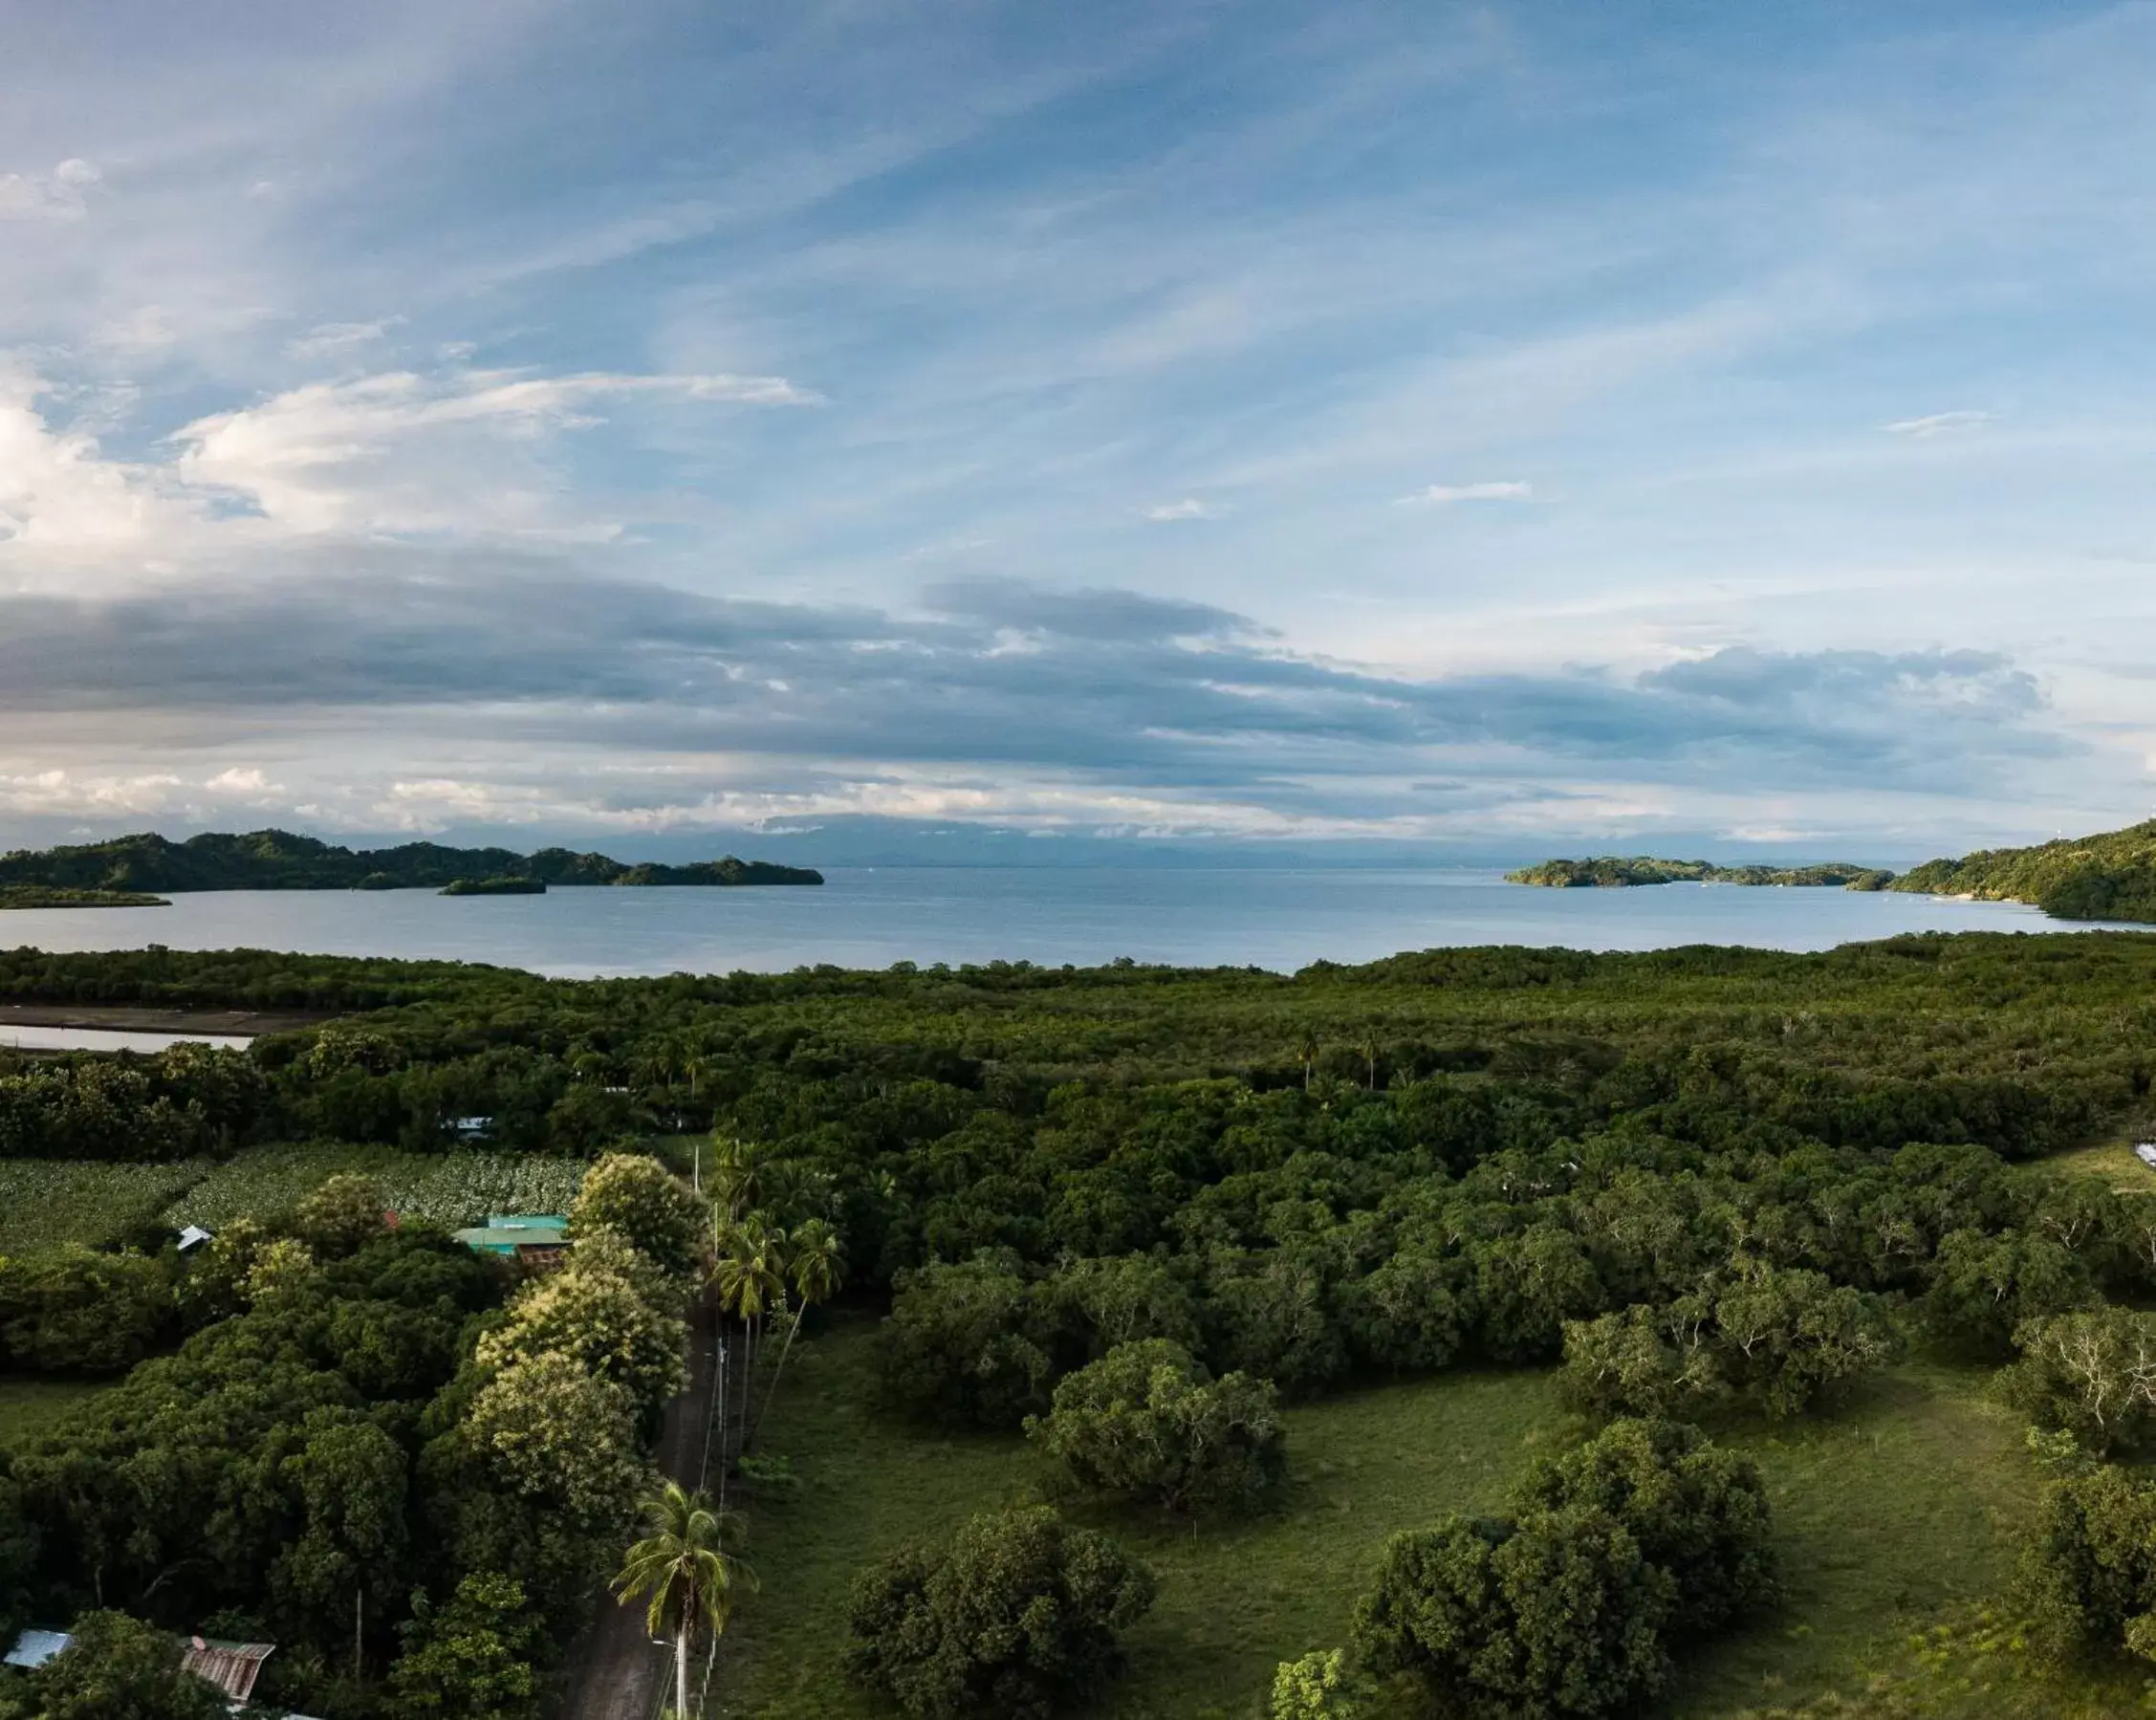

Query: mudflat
left=0, top=1001, right=328, bottom=1035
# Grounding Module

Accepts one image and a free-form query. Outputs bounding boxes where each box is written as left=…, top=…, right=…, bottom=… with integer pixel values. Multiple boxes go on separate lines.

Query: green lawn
left=715, top=1323, right=2143, bottom=1720
left=2048, top=1133, right=2156, bottom=1195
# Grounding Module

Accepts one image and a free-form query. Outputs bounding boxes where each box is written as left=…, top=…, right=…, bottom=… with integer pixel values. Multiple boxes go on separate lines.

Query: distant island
left=439, top=876, right=547, bottom=897
left=0, top=883, right=169, bottom=909
left=0, top=830, right=823, bottom=893
left=1889, top=816, right=2156, bottom=923
left=1509, top=857, right=1896, bottom=890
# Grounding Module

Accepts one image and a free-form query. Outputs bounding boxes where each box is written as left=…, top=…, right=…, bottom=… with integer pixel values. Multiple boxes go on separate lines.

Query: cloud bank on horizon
left=0, top=0, right=2150, bottom=858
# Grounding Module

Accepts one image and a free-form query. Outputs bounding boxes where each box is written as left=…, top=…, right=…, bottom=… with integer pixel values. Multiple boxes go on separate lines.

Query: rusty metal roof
left=181, top=1636, right=274, bottom=1702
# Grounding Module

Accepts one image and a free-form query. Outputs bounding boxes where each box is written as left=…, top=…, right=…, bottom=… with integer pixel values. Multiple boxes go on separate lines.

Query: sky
left=1, top=0, right=2152, bottom=864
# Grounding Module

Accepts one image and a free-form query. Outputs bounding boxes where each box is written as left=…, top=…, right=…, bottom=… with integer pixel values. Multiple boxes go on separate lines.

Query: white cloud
left=1882, top=409, right=1996, bottom=438
left=169, top=366, right=818, bottom=535
left=286, top=316, right=405, bottom=359
left=204, top=767, right=282, bottom=795
left=1396, top=480, right=1535, bottom=506
left=1145, top=498, right=1220, bottom=521
left=0, top=365, right=198, bottom=551
left=0, top=159, right=100, bottom=222
left=0, top=769, right=185, bottom=816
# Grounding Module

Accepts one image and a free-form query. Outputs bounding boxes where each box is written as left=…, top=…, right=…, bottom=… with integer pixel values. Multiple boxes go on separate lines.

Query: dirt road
left=555, top=1308, right=722, bottom=1720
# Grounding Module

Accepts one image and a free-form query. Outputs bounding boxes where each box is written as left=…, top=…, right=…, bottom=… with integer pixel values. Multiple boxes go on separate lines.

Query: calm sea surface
left=0, top=868, right=2139, bottom=980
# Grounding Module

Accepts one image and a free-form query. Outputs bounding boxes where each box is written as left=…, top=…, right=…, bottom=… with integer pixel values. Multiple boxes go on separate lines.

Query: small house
left=2137, top=1143, right=2156, bottom=1170
left=175, top=1224, right=214, bottom=1253
left=453, top=1212, right=571, bottom=1264
left=448, top=1116, right=495, bottom=1143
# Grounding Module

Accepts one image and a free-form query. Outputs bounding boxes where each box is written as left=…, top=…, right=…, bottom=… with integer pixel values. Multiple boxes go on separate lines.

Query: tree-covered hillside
left=1893, top=818, right=2156, bottom=923
left=0, top=829, right=822, bottom=892
left=1509, top=857, right=1894, bottom=889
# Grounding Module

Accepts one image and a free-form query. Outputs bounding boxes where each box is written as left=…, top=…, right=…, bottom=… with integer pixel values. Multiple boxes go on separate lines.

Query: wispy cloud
left=165, top=366, right=817, bottom=535
left=286, top=316, right=405, bottom=359
left=1882, top=410, right=1996, bottom=438
left=0, top=3, right=2151, bottom=849
left=0, top=159, right=100, bottom=222
left=1396, top=480, right=1535, bottom=506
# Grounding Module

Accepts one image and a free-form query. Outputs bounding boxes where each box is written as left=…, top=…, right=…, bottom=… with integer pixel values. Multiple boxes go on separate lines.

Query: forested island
left=437, top=876, right=547, bottom=897
left=1510, top=856, right=1895, bottom=889
left=1891, top=816, right=2156, bottom=923
left=0, top=883, right=168, bottom=909
left=0, top=828, right=822, bottom=892
left=1, top=937, right=2156, bottom=1712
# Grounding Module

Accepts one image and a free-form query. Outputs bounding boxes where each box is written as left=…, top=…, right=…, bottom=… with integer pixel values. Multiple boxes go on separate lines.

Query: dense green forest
left=3, top=934, right=2156, bottom=1715
left=0, top=886, right=166, bottom=910
left=0, top=830, right=822, bottom=893
left=1893, top=816, right=2156, bottom=922
left=1509, top=857, right=1895, bottom=889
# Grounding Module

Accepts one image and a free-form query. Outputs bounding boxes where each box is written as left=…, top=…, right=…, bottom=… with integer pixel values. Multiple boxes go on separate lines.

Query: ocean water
left=0, top=867, right=2136, bottom=979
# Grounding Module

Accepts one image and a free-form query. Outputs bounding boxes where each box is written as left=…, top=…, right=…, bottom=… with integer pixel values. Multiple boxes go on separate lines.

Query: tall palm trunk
left=749, top=1305, right=803, bottom=1449
left=676, top=1618, right=691, bottom=1720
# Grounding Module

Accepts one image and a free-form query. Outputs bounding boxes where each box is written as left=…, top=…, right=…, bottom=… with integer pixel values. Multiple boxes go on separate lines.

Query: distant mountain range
left=0, top=830, right=823, bottom=892
left=1888, top=817, right=2156, bottom=923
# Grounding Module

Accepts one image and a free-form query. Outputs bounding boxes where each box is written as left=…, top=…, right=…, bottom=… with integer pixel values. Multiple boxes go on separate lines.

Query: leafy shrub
left=1027, top=1338, right=1284, bottom=1514
left=844, top=1505, right=1155, bottom=1720
left=389, top=1570, right=546, bottom=1720
left=1355, top=1506, right=1676, bottom=1718
left=292, top=1172, right=393, bottom=1257
left=2016, top=1460, right=2156, bottom=1663
left=1559, top=1260, right=1896, bottom=1423
left=1511, top=1417, right=1778, bottom=1635
left=880, top=1252, right=1059, bottom=1429
left=1353, top=1419, right=1775, bottom=1717
left=0, top=1247, right=174, bottom=1375
left=566, top=1152, right=702, bottom=1280
left=1997, top=1307, right=2156, bottom=1454
left=1270, top=1647, right=1369, bottom=1719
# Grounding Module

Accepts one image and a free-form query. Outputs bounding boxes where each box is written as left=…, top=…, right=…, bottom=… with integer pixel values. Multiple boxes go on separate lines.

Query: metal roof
left=454, top=1224, right=570, bottom=1252
left=181, top=1636, right=273, bottom=1702
left=4, top=1628, right=69, bottom=1669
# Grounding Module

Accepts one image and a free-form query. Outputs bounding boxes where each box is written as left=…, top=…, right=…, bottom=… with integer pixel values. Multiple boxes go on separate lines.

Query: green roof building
left=453, top=1213, right=570, bottom=1258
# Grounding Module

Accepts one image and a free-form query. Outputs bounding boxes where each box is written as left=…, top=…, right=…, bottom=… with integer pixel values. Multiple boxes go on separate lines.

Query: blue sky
left=1, top=0, right=2150, bottom=861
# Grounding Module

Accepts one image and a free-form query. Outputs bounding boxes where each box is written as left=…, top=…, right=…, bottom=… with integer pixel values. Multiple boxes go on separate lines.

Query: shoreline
left=0, top=1002, right=323, bottom=1035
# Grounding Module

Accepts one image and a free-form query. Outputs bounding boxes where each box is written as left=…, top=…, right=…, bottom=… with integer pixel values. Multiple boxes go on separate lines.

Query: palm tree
left=711, top=1214, right=787, bottom=1448
left=750, top=1218, right=845, bottom=1448
left=1359, top=1031, right=1380, bottom=1091
left=613, top=1481, right=755, bottom=1720
left=1296, top=1030, right=1319, bottom=1092
left=633, top=1038, right=681, bottom=1097
left=707, top=1136, right=762, bottom=1226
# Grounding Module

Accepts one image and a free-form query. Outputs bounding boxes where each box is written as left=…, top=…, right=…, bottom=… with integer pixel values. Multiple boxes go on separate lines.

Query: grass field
left=714, top=1321, right=2145, bottom=1720
left=2048, top=1132, right=2156, bottom=1195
